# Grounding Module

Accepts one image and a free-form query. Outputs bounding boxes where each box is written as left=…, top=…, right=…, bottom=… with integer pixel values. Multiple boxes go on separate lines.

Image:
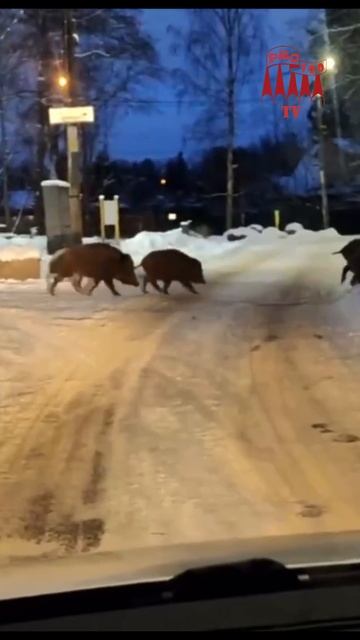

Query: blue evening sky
left=109, top=8, right=318, bottom=161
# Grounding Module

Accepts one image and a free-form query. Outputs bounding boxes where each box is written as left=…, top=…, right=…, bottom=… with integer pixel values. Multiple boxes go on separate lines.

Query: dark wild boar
left=136, top=248, right=206, bottom=295
left=47, top=243, right=139, bottom=296
left=333, top=239, right=360, bottom=285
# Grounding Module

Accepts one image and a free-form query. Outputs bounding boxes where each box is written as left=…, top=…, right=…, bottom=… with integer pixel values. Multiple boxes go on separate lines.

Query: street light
left=160, top=178, right=166, bottom=186
left=325, top=56, right=336, bottom=72
left=57, top=74, right=68, bottom=89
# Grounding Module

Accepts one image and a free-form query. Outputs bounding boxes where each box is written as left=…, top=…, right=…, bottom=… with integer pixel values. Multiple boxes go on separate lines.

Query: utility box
left=41, top=179, right=82, bottom=255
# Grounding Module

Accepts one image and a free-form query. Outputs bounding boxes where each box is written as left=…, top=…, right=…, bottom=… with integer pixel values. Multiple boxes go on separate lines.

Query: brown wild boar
left=333, top=239, right=360, bottom=285
left=136, top=248, right=206, bottom=295
left=47, top=243, right=139, bottom=296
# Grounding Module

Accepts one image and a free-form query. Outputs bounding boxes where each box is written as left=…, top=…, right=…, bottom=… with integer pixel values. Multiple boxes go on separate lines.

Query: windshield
left=1, top=6, right=360, bottom=599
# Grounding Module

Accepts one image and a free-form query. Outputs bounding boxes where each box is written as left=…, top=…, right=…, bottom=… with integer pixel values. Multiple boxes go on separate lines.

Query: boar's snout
left=195, top=265, right=206, bottom=284
left=119, top=269, right=139, bottom=287
left=117, top=254, right=139, bottom=287
left=129, top=273, right=140, bottom=287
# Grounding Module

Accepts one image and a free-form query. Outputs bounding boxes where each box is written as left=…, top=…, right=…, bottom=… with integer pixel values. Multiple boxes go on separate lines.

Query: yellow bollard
left=274, top=209, right=280, bottom=229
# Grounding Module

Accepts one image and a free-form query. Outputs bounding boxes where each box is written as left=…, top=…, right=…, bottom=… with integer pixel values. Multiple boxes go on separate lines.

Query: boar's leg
left=148, top=278, right=162, bottom=294
left=49, top=274, right=63, bottom=296
left=104, top=277, right=121, bottom=296
left=85, top=278, right=100, bottom=296
left=70, top=273, right=84, bottom=294
left=350, top=273, right=359, bottom=287
left=181, top=281, right=198, bottom=294
left=142, top=274, right=149, bottom=294
left=163, top=280, right=171, bottom=295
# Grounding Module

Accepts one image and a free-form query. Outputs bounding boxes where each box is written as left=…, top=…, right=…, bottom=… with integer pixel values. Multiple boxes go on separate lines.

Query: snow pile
left=224, top=225, right=288, bottom=244
left=0, top=245, right=41, bottom=262
left=261, top=226, right=288, bottom=240
left=285, top=222, right=307, bottom=234
left=317, top=227, right=340, bottom=239
left=0, top=223, right=344, bottom=270
left=120, top=228, right=237, bottom=267
left=224, top=225, right=263, bottom=239
left=0, top=234, right=46, bottom=250
left=284, top=223, right=340, bottom=242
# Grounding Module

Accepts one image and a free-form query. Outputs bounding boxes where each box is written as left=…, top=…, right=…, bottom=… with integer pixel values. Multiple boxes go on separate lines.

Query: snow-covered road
left=1, top=234, right=360, bottom=563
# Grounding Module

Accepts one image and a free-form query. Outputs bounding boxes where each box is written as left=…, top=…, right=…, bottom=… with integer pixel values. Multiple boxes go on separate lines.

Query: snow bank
left=224, top=226, right=261, bottom=240
left=120, top=229, right=237, bottom=266
left=0, top=234, right=46, bottom=250
left=0, top=245, right=41, bottom=262
left=285, top=222, right=340, bottom=236
left=285, top=222, right=306, bottom=234
left=284, top=223, right=340, bottom=241
left=0, top=223, right=344, bottom=271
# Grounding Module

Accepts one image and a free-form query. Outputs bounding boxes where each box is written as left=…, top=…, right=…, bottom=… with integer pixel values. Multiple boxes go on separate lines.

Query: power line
left=119, top=98, right=260, bottom=105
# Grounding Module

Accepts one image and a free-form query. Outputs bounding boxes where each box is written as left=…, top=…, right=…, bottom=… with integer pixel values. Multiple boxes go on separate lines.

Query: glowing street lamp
left=57, top=74, right=68, bottom=89
left=325, top=56, right=336, bottom=72
left=160, top=178, right=166, bottom=186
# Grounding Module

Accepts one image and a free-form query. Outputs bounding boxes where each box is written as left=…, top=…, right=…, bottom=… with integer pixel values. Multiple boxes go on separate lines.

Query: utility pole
left=316, top=95, right=330, bottom=229
left=0, top=93, right=10, bottom=230
left=64, top=9, right=83, bottom=240
left=323, top=12, right=346, bottom=180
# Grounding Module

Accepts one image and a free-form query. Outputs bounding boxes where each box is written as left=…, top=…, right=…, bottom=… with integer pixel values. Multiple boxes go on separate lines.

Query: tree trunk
left=34, top=12, right=52, bottom=229
left=226, top=134, right=234, bottom=231
left=0, top=94, right=10, bottom=230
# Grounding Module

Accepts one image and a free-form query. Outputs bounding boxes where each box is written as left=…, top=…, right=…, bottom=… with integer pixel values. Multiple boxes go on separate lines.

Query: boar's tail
left=332, top=251, right=341, bottom=255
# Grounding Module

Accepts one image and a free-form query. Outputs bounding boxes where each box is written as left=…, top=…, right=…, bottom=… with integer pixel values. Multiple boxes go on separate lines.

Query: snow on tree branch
left=75, top=49, right=110, bottom=59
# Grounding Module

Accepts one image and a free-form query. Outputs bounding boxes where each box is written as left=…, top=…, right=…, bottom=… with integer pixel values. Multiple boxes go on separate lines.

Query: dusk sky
left=109, top=8, right=318, bottom=162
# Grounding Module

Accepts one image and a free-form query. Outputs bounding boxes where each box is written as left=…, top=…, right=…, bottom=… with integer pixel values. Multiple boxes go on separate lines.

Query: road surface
left=1, top=237, right=360, bottom=562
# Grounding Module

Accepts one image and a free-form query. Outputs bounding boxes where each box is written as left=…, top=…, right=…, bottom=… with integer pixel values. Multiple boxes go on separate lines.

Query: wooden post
left=67, top=124, right=82, bottom=238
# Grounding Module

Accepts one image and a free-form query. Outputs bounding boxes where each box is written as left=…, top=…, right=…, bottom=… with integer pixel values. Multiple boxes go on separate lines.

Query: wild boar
left=47, top=243, right=139, bottom=296
left=136, top=248, right=206, bottom=295
left=333, top=239, right=360, bottom=284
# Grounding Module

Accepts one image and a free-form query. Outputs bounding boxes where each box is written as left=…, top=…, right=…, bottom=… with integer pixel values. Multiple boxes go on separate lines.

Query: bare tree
left=0, top=9, right=27, bottom=228
left=308, top=9, right=360, bottom=141
left=0, top=8, right=161, bottom=226
left=169, top=9, right=257, bottom=229
left=74, top=9, right=162, bottom=165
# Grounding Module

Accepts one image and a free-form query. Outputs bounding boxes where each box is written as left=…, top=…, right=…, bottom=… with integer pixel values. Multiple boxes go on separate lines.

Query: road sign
left=49, top=106, right=95, bottom=125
